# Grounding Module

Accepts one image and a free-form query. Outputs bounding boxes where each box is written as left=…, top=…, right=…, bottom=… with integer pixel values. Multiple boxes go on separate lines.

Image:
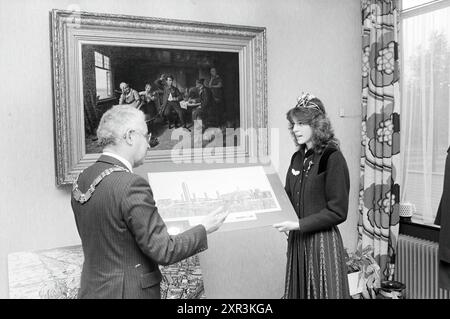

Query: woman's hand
left=273, top=221, right=300, bottom=233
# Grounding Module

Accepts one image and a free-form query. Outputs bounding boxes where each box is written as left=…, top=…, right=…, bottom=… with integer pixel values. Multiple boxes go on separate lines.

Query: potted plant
left=344, top=245, right=381, bottom=299
left=345, top=251, right=363, bottom=297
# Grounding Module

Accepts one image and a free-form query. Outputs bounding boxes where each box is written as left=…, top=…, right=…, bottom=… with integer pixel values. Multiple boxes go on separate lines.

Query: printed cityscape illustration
left=156, top=181, right=279, bottom=221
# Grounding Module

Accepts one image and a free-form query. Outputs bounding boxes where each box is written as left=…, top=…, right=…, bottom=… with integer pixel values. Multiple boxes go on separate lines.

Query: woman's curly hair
left=286, top=97, right=340, bottom=154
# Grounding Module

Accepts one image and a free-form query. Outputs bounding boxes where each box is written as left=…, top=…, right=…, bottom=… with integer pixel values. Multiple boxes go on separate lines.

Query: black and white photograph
left=1, top=0, right=450, bottom=307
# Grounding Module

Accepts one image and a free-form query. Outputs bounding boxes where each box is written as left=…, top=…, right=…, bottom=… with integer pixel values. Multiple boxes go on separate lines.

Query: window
left=94, top=51, right=113, bottom=100
left=400, top=0, right=450, bottom=225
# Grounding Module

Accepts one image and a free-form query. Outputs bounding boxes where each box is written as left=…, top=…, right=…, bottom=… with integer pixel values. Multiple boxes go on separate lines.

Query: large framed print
left=147, top=165, right=298, bottom=234
left=51, top=10, right=267, bottom=186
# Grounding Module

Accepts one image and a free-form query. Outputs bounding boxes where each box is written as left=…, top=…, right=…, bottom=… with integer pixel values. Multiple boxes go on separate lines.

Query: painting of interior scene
left=82, top=44, right=240, bottom=153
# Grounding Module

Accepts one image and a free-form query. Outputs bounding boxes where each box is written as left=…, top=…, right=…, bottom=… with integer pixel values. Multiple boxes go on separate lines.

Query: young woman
left=273, top=92, right=350, bottom=299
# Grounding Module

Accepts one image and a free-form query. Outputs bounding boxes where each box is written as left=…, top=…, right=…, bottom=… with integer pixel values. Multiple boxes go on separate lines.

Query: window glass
left=401, top=1, right=450, bottom=224
left=94, top=51, right=113, bottom=100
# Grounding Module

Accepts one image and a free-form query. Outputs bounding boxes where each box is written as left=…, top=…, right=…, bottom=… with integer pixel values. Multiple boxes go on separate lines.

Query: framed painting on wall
left=50, top=9, right=267, bottom=186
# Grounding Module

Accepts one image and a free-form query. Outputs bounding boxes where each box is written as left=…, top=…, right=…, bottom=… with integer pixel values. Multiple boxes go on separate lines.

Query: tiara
left=295, top=92, right=321, bottom=112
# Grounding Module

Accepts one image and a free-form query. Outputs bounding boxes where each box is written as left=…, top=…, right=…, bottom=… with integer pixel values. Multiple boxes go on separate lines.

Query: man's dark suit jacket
left=435, top=147, right=450, bottom=289
left=161, top=85, right=181, bottom=108
left=71, top=155, right=208, bottom=299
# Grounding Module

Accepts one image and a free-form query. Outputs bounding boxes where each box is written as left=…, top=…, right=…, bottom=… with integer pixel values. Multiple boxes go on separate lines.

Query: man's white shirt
left=102, top=151, right=133, bottom=172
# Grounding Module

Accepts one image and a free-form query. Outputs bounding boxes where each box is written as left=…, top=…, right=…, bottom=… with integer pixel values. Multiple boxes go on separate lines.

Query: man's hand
left=201, top=206, right=229, bottom=234
left=273, top=221, right=300, bottom=233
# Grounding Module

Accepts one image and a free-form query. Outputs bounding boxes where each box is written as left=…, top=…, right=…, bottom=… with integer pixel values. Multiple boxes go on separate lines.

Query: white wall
left=0, top=0, right=361, bottom=298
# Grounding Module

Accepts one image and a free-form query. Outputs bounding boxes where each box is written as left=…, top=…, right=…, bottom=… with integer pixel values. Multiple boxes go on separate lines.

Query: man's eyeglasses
left=127, top=130, right=159, bottom=148
left=125, top=130, right=151, bottom=143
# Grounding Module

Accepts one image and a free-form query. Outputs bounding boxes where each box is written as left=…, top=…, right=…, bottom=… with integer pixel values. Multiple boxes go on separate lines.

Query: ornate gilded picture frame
left=50, top=10, right=267, bottom=186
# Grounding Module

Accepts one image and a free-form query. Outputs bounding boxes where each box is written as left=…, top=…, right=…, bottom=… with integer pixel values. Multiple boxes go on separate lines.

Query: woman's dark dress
left=284, top=145, right=350, bottom=299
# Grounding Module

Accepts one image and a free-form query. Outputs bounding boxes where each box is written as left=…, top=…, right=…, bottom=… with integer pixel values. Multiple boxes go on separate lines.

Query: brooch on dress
left=302, top=160, right=314, bottom=177
left=291, top=168, right=300, bottom=176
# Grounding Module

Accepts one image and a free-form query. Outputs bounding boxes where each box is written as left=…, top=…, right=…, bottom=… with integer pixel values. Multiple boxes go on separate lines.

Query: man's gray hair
left=96, top=105, right=145, bottom=147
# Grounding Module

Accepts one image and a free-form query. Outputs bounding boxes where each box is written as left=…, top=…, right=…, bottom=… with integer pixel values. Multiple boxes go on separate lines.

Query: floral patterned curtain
left=358, top=0, right=401, bottom=297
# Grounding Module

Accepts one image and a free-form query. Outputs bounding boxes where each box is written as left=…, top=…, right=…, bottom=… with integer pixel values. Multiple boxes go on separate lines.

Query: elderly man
left=119, top=82, right=142, bottom=109
left=71, top=105, right=227, bottom=299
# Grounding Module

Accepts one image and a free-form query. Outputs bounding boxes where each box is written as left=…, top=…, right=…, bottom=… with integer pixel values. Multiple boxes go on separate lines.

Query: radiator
left=395, top=234, right=450, bottom=299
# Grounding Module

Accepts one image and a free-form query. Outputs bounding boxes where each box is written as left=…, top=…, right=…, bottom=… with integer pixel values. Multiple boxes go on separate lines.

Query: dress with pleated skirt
left=283, top=146, right=350, bottom=299
left=284, top=227, right=349, bottom=299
